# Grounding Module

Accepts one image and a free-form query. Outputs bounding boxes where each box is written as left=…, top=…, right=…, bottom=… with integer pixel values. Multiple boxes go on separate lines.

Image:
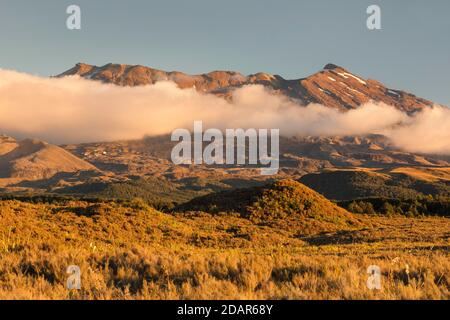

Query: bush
left=340, top=196, right=450, bottom=217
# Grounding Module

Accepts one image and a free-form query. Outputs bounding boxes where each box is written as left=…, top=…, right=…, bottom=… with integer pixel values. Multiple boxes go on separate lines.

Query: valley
left=1, top=133, right=448, bottom=206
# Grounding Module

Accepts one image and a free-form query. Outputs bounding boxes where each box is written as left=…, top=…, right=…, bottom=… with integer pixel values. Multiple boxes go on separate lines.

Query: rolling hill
left=0, top=135, right=99, bottom=188
left=178, top=179, right=360, bottom=230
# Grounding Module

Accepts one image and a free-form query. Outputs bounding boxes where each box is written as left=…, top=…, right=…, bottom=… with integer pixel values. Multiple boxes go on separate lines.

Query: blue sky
left=1, top=0, right=449, bottom=105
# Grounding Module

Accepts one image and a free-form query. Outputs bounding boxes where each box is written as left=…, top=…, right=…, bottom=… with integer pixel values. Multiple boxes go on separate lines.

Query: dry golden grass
left=0, top=200, right=448, bottom=300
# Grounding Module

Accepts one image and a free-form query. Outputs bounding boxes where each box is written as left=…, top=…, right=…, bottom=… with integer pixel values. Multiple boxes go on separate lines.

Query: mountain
left=0, top=63, right=445, bottom=195
left=0, top=135, right=99, bottom=188
left=58, top=62, right=433, bottom=112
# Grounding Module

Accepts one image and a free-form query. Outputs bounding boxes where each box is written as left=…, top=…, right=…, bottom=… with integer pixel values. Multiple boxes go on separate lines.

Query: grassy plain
left=0, top=198, right=448, bottom=300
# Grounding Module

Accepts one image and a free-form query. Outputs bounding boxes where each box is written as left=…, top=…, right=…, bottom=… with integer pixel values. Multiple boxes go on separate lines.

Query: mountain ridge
left=58, top=62, right=433, bottom=112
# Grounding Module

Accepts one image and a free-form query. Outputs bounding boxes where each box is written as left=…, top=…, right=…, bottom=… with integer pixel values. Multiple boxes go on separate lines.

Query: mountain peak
left=323, top=63, right=343, bottom=70
left=76, top=62, right=91, bottom=67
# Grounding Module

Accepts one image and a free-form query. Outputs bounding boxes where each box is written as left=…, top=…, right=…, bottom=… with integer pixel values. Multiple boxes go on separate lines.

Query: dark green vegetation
left=3, top=177, right=449, bottom=218
left=300, top=170, right=450, bottom=200
left=55, top=176, right=271, bottom=209
left=178, top=180, right=357, bottom=224
left=340, top=196, right=450, bottom=217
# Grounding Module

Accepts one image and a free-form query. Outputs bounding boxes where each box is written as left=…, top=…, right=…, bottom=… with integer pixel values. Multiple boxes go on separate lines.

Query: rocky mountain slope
left=58, top=63, right=433, bottom=112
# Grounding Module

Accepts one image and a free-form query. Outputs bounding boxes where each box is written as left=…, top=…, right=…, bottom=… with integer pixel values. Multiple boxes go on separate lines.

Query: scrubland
left=0, top=196, right=448, bottom=300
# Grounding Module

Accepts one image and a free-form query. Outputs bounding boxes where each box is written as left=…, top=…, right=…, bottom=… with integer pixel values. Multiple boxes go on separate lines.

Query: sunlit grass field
left=0, top=198, right=448, bottom=300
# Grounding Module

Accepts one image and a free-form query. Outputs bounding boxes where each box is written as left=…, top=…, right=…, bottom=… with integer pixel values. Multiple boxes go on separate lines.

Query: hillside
left=178, top=179, right=360, bottom=233
left=55, top=136, right=450, bottom=203
left=0, top=136, right=99, bottom=188
left=62, top=134, right=450, bottom=179
left=1, top=133, right=449, bottom=202
left=300, top=169, right=450, bottom=201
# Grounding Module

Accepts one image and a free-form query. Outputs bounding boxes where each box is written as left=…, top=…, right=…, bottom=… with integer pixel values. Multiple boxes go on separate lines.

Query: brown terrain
left=0, top=133, right=448, bottom=201
left=0, top=136, right=98, bottom=190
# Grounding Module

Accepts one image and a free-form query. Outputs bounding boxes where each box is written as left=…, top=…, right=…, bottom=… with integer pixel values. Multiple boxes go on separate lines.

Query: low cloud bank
left=0, top=69, right=449, bottom=154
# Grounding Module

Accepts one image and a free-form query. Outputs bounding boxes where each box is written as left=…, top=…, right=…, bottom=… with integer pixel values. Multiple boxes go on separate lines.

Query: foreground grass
left=0, top=200, right=448, bottom=299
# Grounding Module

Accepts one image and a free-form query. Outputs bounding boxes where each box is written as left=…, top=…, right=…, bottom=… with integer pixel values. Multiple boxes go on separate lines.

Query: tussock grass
left=0, top=199, right=448, bottom=300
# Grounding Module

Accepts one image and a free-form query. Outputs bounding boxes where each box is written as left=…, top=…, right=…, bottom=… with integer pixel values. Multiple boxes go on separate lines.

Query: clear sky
left=1, top=0, right=449, bottom=105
